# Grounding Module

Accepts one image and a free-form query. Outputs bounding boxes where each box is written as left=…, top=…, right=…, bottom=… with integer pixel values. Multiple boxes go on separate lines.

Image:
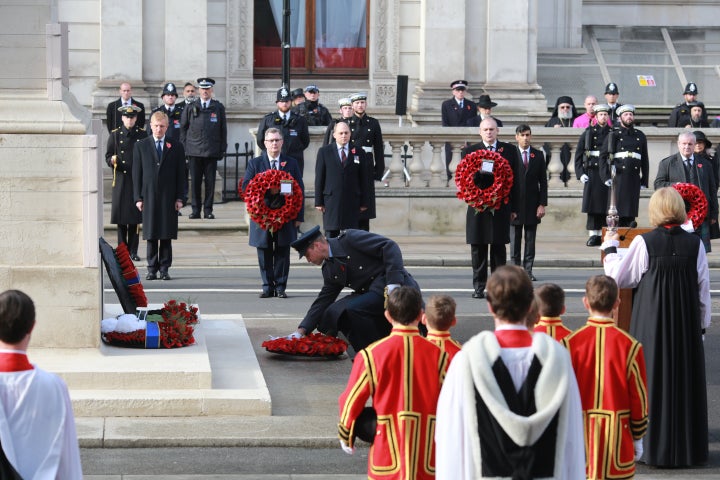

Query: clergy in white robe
left=434, top=266, right=585, bottom=480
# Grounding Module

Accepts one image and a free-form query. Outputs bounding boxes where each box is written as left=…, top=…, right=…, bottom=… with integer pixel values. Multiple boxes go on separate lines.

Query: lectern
left=600, top=227, right=652, bottom=331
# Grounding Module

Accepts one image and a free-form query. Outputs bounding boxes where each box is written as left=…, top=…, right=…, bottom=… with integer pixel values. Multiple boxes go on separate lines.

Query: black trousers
left=333, top=291, right=391, bottom=353
left=117, top=224, right=139, bottom=255
left=188, top=156, right=217, bottom=216
left=471, top=243, right=506, bottom=293
left=510, top=224, right=537, bottom=273
left=146, top=239, right=172, bottom=274
left=256, top=234, right=290, bottom=294
left=586, top=213, right=606, bottom=231
left=357, top=219, right=370, bottom=231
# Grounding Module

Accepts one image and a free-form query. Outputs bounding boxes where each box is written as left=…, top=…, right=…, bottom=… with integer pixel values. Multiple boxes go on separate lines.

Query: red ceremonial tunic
left=426, top=330, right=462, bottom=363
left=535, top=316, right=572, bottom=342
left=339, top=325, right=448, bottom=480
left=563, top=317, right=649, bottom=480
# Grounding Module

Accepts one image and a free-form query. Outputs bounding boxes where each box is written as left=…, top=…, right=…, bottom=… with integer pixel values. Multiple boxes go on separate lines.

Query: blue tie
left=156, top=140, right=162, bottom=159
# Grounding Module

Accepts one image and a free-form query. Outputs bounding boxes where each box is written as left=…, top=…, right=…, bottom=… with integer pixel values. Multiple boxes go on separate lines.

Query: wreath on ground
left=673, top=182, right=708, bottom=228
left=102, top=300, right=199, bottom=349
left=262, top=333, right=348, bottom=357
left=455, top=149, right=514, bottom=213
left=241, top=169, right=303, bottom=232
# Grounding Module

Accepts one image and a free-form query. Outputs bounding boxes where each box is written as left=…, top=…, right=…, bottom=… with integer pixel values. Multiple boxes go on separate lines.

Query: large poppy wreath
left=455, top=149, right=514, bottom=213
left=242, top=169, right=303, bottom=232
left=262, top=333, right=348, bottom=357
left=673, top=182, right=708, bottom=228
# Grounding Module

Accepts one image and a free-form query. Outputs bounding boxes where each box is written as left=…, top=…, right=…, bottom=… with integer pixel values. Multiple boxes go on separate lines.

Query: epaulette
left=111, top=127, right=120, bottom=133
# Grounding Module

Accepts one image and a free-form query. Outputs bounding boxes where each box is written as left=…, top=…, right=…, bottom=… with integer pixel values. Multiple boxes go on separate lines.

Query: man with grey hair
left=655, top=131, right=718, bottom=251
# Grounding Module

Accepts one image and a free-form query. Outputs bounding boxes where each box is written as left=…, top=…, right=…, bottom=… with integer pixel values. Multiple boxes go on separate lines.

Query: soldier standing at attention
left=575, top=104, right=612, bottom=246
left=294, top=85, right=332, bottom=126
left=348, top=92, right=384, bottom=231
left=600, top=104, right=649, bottom=227
left=105, top=105, right=146, bottom=261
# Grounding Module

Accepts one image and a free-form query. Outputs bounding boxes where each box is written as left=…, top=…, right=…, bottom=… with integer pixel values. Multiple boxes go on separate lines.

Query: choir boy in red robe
left=563, top=275, right=649, bottom=480
left=423, top=294, right=462, bottom=362
left=534, top=283, right=572, bottom=341
left=338, top=286, right=448, bottom=480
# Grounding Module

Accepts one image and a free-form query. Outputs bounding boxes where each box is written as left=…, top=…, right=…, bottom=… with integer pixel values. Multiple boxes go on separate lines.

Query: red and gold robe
left=534, top=316, right=572, bottom=341
left=426, top=329, right=462, bottom=363
left=563, top=317, right=649, bottom=480
left=339, top=325, right=448, bottom=480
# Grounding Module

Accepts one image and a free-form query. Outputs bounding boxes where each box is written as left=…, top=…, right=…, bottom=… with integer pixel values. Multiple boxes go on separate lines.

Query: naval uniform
left=575, top=123, right=611, bottom=230
left=105, top=124, right=146, bottom=255
left=599, top=125, right=649, bottom=225
left=349, top=113, right=384, bottom=229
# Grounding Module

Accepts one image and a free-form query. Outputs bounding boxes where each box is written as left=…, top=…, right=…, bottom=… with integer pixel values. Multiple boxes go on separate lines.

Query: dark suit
left=575, top=123, right=611, bottom=229
left=106, top=98, right=146, bottom=133
left=349, top=113, right=384, bottom=227
left=315, top=143, right=369, bottom=237
left=511, top=146, right=547, bottom=274
left=654, top=153, right=718, bottom=251
left=105, top=124, right=146, bottom=255
left=298, top=230, right=419, bottom=352
left=463, top=141, right=520, bottom=294
left=466, top=115, right=503, bottom=127
left=132, top=136, right=185, bottom=274
left=441, top=97, right=477, bottom=180
left=242, top=153, right=304, bottom=295
left=257, top=111, right=310, bottom=175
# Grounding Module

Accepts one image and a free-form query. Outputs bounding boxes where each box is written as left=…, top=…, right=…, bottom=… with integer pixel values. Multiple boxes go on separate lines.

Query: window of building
left=254, top=0, right=368, bottom=76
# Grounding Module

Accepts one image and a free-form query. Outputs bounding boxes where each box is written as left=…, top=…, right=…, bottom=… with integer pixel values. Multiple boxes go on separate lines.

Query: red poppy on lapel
left=698, top=163, right=703, bottom=168
left=281, top=161, right=287, bottom=168
left=351, top=148, right=357, bottom=155
left=166, top=142, right=172, bottom=149
left=530, top=153, right=535, bottom=158
left=466, top=105, right=472, bottom=111
left=498, top=147, right=504, bottom=153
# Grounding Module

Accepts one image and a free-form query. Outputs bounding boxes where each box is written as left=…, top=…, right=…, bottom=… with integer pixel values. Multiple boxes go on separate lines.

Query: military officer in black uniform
left=257, top=87, right=311, bottom=176
left=668, top=82, right=706, bottom=128
left=600, top=104, right=649, bottom=227
left=575, top=104, right=612, bottom=246
left=348, top=92, right=384, bottom=231
left=293, top=85, right=332, bottom=126
left=105, top=105, right=146, bottom=261
left=288, top=226, right=420, bottom=354
left=441, top=80, right=477, bottom=181
left=323, top=97, right=354, bottom=146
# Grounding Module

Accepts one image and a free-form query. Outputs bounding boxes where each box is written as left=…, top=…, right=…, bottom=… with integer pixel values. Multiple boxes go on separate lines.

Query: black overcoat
left=315, top=143, right=369, bottom=231
left=511, top=146, right=547, bottom=226
left=105, top=125, right=145, bottom=225
left=132, top=136, right=185, bottom=240
left=349, top=113, right=384, bottom=220
left=574, top=123, right=611, bottom=214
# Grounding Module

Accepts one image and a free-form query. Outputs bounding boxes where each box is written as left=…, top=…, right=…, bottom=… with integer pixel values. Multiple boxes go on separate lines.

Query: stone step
left=31, top=312, right=271, bottom=417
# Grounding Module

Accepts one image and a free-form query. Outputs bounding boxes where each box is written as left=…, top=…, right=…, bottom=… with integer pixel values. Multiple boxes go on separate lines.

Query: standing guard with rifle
left=600, top=104, right=649, bottom=228
left=575, top=104, right=612, bottom=246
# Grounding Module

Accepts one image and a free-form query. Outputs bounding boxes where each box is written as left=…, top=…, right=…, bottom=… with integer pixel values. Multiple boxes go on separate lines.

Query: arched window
left=254, top=0, right=368, bottom=76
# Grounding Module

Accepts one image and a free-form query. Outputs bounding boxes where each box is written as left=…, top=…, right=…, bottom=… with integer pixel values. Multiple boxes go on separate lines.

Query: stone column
left=165, top=0, right=207, bottom=83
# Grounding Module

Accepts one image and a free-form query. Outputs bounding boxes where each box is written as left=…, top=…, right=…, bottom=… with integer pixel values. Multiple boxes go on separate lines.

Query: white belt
left=587, top=151, right=600, bottom=157
left=362, top=146, right=373, bottom=153
left=613, top=151, right=642, bottom=160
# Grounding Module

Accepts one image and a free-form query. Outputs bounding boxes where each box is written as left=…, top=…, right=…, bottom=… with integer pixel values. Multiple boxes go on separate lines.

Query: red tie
left=522, top=150, right=528, bottom=169
left=341, top=148, right=347, bottom=166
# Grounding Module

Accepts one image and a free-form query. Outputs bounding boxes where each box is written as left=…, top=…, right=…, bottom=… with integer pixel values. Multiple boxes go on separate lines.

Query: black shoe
left=472, top=291, right=485, bottom=299
left=205, top=213, right=215, bottom=219
left=146, top=272, right=157, bottom=281
left=189, top=213, right=201, bottom=219
left=177, top=211, right=182, bottom=216
left=259, top=291, right=274, bottom=298
left=131, top=254, right=141, bottom=262
left=586, top=235, right=602, bottom=247
left=276, top=291, right=288, bottom=298
left=160, top=272, right=172, bottom=281
left=527, top=272, right=537, bottom=281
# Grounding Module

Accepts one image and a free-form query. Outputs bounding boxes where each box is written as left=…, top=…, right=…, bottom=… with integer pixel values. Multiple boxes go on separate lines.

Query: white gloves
left=580, top=174, right=589, bottom=184
left=633, top=439, right=643, bottom=461
left=286, top=331, right=303, bottom=340
left=340, top=439, right=355, bottom=455
left=387, top=284, right=400, bottom=294
left=604, top=179, right=613, bottom=187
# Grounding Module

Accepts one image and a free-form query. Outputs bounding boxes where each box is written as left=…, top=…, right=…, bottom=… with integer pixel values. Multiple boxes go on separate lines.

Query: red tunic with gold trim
left=339, top=325, right=448, bottom=480
left=426, top=330, right=462, bottom=363
left=535, top=316, right=572, bottom=342
left=562, top=317, right=649, bottom=480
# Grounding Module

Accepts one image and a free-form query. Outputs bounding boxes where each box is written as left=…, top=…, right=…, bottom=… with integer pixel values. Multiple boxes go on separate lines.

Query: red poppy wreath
left=673, top=182, right=708, bottom=228
left=262, top=333, right=348, bottom=357
left=455, top=149, right=514, bottom=213
left=242, top=169, right=303, bottom=232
